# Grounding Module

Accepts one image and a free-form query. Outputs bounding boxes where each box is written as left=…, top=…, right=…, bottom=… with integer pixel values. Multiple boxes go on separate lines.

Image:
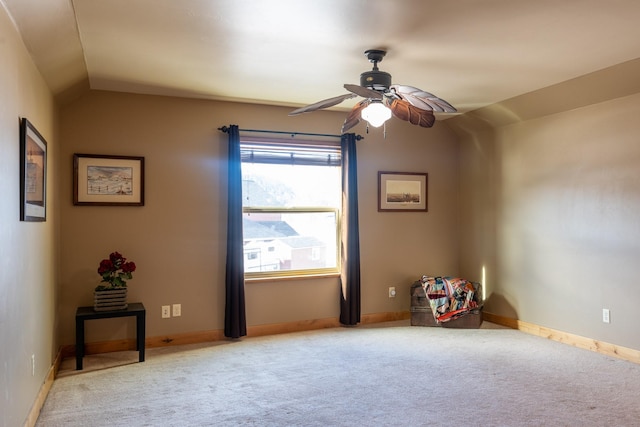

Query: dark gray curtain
left=339, top=133, right=361, bottom=325
left=224, top=125, right=247, bottom=338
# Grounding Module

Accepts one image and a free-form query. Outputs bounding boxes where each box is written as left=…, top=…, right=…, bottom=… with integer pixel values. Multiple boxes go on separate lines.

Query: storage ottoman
left=410, top=279, right=483, bottom=328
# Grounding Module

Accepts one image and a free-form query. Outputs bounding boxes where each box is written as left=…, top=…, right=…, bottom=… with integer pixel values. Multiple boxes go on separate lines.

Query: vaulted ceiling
left=5, top=0, right=640, bottom=116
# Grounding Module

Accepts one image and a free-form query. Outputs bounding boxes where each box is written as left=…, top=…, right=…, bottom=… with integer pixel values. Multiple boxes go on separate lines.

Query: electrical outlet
left=162, top=305, right=171, bottom=318
left=388, top=287, right=396, bottom=298
left=31, top=354, right=35, bottom=376
left=602, top=308, right=610, bottom=323
left=172, top=303, right=181, bottom=317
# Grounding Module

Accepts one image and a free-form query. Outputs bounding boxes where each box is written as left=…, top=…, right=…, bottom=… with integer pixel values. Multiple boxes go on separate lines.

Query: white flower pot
left=94, top=287, right=128, bottom=311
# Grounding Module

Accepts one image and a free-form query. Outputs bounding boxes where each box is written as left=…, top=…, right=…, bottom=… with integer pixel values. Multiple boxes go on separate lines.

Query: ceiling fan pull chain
left=383, top=122, right=387, bottom=139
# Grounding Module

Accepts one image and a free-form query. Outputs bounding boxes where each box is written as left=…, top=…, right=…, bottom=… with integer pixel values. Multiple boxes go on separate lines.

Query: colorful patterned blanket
left=419, top=276, right=481, bottom=323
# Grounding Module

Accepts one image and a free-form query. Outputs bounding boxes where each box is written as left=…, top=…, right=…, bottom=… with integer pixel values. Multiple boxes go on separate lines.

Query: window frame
left=240, top=137, right=342, bottom=279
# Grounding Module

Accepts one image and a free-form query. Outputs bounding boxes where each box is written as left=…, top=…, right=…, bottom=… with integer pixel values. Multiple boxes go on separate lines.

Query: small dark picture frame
left=20, top=118, right=47, bottom=221
left=73, top=153, right=145, bottom=206
left=378, top=171, right=428, bottom=212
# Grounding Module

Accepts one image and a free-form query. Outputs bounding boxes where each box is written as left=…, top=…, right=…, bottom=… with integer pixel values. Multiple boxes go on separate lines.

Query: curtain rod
left=217, top=126, right=364, bottom=141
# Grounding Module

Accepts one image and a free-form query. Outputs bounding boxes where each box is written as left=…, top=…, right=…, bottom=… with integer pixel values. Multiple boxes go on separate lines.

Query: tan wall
left=58, top=90, right=460, bottom=346
left=496, top=93, right=640, bottom=349
left=451, top=62, right=640, bottom=350
left=0, top=5, right=57, bottom=426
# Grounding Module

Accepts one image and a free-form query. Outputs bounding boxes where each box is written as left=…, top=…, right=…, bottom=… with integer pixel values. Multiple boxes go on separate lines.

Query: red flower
left=98, top=259, right=114, bottom=275
left=109, top=251, right=124, bottom=264
left=121, top=262, right=136, bottom=274
left=96, top=251, right=137, bottom=289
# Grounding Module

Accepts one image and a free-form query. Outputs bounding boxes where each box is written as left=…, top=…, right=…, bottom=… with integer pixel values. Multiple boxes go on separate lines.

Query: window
left=241, top=138, right=341, bottom=278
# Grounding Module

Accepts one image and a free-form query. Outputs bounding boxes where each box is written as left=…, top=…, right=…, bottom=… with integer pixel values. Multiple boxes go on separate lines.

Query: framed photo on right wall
left=378, top=171, right=428, bottom=212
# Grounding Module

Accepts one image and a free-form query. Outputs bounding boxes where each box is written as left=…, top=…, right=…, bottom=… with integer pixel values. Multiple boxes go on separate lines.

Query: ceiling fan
left=288, top=49, right=457, bottom=134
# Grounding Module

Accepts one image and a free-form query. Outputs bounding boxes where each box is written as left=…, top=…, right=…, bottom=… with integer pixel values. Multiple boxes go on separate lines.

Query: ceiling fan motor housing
left=360, top=70, right=391, bottom=91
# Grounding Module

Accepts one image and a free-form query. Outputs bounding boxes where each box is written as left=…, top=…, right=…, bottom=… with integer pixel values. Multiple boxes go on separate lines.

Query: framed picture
left=73, top=153, right=145, bottom=206
left=378, top=171, right=428, bottom=212
left=20, top=118, right=47, bottom=221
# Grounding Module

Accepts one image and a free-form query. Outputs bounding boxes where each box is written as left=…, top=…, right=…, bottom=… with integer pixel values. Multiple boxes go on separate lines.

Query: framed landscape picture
left=73, top=153, right=145, bottom=206
left=20, top=118, right=47, bottom=221
left=378, top=171, right=428, bottom=212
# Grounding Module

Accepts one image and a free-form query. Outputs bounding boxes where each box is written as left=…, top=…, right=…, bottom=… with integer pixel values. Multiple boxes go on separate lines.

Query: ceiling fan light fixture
left=361, top=101, right=391, bottom=128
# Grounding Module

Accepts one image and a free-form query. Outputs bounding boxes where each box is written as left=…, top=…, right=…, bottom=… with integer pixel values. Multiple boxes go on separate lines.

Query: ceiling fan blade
left=343, top=84, right=383, bottom=100
left=288, top=93, right=357, bottom=116
left=390, top=85, right=457, bottom=113
left=387, top=98, right=436, bottom=128
left=341, top=100, right=368, bottom=133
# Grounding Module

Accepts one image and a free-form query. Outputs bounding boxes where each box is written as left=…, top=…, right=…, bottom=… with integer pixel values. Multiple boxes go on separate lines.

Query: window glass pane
left=243, top=211, right=338, bottom=273
left=242, top=163, right=341, bottom=208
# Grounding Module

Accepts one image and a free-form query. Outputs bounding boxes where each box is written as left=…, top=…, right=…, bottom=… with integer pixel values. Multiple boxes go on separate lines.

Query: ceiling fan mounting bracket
left=364, top=49, right=387, bottom=65
left=361, top=49, right=390, bottom=90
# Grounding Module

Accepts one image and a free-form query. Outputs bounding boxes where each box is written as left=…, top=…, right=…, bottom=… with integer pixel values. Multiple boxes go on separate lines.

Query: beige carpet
left=37, top=320, right=640, bottom=426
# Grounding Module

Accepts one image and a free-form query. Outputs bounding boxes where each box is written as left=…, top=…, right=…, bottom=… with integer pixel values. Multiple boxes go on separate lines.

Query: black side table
left=75, top=302, right=146, bottom=370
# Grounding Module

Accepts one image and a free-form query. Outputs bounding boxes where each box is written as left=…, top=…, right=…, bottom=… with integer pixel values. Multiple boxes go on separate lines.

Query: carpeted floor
left=36, top=320, right=640, bottom=426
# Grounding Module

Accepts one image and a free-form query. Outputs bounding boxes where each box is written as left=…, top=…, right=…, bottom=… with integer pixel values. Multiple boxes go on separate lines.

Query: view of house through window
left=241, top=140, right=341, bottom=277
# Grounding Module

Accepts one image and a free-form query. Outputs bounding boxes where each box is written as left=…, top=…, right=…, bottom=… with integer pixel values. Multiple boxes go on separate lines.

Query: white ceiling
left=5, top=0, right=640, bottom=115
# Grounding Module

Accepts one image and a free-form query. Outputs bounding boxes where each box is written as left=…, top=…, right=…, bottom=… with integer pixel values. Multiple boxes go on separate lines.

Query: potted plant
left=94, top=251, right=136, bottom=311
